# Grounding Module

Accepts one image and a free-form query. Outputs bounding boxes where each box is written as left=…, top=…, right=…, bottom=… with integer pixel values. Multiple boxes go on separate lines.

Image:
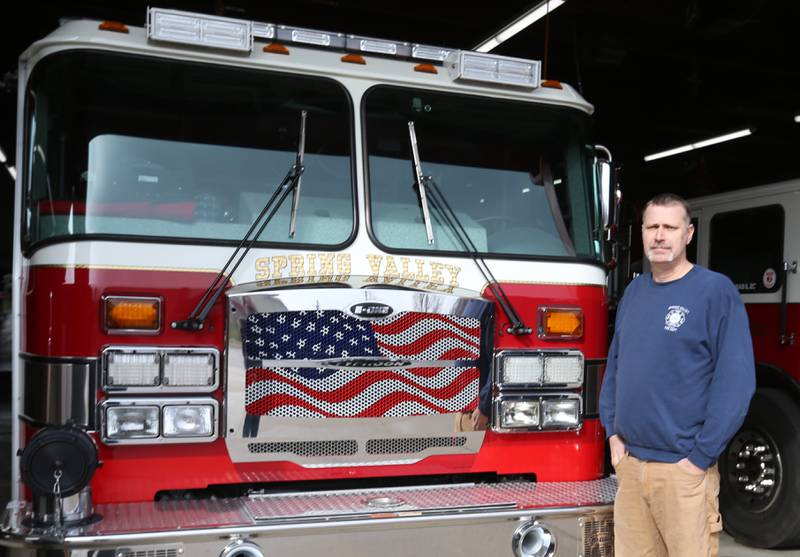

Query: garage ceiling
left=1, top=0, right=798, bottom=206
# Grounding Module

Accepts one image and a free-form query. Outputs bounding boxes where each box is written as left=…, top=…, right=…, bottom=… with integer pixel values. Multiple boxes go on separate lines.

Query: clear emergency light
left=148, top=8, right=253, bottom=52
left=103, top=347, right=218, bottom=392
left=496, top=350, right=584, bottom=386
left=445, top=51, right=541, bottom=88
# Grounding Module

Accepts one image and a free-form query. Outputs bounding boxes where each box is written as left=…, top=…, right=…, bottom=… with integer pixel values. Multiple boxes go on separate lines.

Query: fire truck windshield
left=22, top=51, right=354, bottom=251
left=365, top=86, right=599, bottom=260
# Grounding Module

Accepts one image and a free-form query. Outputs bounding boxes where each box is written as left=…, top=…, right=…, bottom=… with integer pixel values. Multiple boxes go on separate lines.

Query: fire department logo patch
left=664, top=305, right=689, bottom=332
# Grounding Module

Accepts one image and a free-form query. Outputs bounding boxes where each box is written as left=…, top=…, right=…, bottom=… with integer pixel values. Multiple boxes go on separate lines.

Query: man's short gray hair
left=644, top=193, right=691, bottom=224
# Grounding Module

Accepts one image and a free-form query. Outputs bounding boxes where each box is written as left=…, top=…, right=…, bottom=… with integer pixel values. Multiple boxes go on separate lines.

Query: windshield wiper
left=408, top=122, right=435, bottom=245
left=289, top=110, right=306, bottom=238
left=172, top=110, right=308, bottom=331
left=407, top=120, right=531, bottom=336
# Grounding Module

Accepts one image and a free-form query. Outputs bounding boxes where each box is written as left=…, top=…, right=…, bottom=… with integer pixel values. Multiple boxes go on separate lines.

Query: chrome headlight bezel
left=100, top=398, right=219, bottom=445
left=492, top=394, right=582, bottom=432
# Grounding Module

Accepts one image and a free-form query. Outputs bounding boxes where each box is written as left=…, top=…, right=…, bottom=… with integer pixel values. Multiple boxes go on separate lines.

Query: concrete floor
left=0, top=373, right=796, bottom=556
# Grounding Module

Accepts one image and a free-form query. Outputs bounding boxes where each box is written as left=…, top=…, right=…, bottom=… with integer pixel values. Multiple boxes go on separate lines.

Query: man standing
left=600, top=193, right=755, bottom=557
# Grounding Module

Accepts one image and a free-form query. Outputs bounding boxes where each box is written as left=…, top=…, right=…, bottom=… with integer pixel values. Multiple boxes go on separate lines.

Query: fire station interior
left=0, top=1, right=798, bottom=554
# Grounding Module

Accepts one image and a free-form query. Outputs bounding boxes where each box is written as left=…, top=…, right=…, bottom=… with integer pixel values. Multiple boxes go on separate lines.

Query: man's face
left=642, top=203, right=694, bottom=265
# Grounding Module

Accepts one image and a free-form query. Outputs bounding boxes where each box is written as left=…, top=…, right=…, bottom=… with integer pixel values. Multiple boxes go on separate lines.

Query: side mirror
left=593, top=145, right=619, bottom=232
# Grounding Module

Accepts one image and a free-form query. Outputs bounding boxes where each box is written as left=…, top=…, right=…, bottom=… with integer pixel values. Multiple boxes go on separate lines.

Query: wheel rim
left=724, top=428, right=782, bottom=512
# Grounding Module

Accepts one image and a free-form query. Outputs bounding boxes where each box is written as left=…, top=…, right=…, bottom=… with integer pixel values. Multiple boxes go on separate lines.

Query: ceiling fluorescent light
left=794, top=114, right=800, bottom=123
left=7, top=166, right=16, bottom=180
left=474, top=0, right=565, bottom=53
left=644, top=128, right=752, bottom=162
left=0, top=146, right=6, bottom=164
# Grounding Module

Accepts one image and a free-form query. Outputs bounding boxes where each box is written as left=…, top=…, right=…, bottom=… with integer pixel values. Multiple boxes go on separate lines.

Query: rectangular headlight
left=106, top=351, right=160, bottom=386
left=543, top=354, right=584, bottom=385
left=163, top=353, right=216, bottom=386
left=542, top=398, right=580, bottom=429
left=106, top=405, right=159, bottom=439
left=499, top=400, right=540, bottom=429
left=163, top=405, right=215, bottom=438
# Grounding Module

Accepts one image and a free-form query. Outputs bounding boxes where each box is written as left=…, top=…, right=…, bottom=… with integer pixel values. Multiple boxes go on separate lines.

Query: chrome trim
left=494, top=349, right=584, bottom=389
left=0, top=479, right=616, bottom=549
left=258, top=357, right=477, bottom=369
left=21, top=355, right=97, bottom=428
left=102, top=295, right=162, bottom=335
left=492, top=393, right=583, bottom=433
left=99, top=397, right=219, bottom=445
left=102, top=346, right=219, bottom=393
left=513, top=520, right=557, bottom=557
left=536, top=305, right=584, bottom=340
left=226, top=285, right=493, bottom=466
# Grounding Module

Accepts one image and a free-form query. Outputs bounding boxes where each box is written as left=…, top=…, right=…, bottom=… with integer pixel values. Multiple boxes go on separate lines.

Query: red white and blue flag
left=243, top=310, right=481, bottom=418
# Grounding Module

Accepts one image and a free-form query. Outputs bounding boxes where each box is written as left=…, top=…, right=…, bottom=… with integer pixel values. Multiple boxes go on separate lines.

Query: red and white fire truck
left=688, top=180, right=800, bottom=549
left=1, top=8, right=617, bottom=556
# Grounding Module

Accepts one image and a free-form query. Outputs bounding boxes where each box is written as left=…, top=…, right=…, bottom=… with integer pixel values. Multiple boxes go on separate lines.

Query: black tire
left=719, top=388, right=800, bottom=548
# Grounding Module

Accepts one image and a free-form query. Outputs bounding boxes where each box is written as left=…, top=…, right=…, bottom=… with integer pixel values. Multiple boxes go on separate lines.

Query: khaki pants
left=614, top=455, right=722, bottom=557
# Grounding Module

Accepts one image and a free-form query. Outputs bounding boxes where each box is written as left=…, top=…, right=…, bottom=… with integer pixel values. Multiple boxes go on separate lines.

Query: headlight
left=496, top=350, right=583, bottom=387
left=494, top=396, right=582, bottom=431
left=163, top=405, right=215, bottom=437
left=542, top=398, right=580, bottom=429
left=499, top=400, right=540, bottom=428
left=101, top=399, right=218, bottom=444
left=106, top=406, right=159, bottom=439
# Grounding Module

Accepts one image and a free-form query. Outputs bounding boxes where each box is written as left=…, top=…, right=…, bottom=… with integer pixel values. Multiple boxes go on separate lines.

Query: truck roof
left=20, top=12, right=594, bottom=115
left=688, top=177, right=800, bottom=211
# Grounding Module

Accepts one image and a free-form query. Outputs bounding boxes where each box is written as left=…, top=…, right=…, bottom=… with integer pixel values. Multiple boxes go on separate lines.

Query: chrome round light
left=512, top=521, right=556, bottom=557
left=220, top=540, right=265, bottom=557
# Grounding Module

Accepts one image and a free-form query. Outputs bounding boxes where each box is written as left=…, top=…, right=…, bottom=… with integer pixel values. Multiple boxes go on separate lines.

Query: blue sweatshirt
left=599, top=265, right=755, bottom=469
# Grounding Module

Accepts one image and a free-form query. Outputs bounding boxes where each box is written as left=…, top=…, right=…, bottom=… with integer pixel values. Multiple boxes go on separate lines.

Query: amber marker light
left=541, top=79, right=563, bottom=89
left=98, top=21, right=130, bottom=33
left=263, top=43, right=290, bottom=54
left=413, top=63, right=438, bottom=74
left=105, top=296, right=161, bottom=333
left=538, top=307, right=583, bottom=339
left=341, top=53, right=366, bottom=65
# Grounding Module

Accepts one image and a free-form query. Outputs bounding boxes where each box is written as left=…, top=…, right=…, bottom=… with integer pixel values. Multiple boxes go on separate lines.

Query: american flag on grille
left=243, top=310, right=481, bottom=418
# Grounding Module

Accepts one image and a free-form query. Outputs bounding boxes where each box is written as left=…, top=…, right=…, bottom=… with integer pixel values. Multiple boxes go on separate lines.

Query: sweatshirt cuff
left=687, top=448, right=714, bottom=470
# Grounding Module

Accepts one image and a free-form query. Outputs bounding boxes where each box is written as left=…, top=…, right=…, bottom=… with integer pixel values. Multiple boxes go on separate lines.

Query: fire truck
left=688, top=180, right=800, bottom=549
left=1, top=8, right=617, bottom=556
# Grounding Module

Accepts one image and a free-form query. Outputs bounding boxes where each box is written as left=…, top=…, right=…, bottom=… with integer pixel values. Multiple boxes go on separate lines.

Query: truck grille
left=245, top=366, right=479, bottom=418
left=243, top=310, right=481, bottom=419
left=248, top=440, right=359, bottom=457
left=244, top=310, right=481, bottom=361
left=226, top=286, right=493, bottom=465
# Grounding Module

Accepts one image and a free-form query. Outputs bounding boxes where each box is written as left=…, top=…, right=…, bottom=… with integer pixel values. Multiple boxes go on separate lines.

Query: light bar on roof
left=346, top=35, right=412, bottom=57
left=148, top=8, right=253, bottom=52
left=446, top=51, right=540, bottom=88
left=276, top=25, right=346, bottom=48
left=252, top=22, right=276, bottom=40
left=412, top=44, right=454, bottom=62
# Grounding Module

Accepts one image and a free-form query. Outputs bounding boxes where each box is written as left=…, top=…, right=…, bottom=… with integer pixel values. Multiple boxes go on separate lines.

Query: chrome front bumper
left=0, top=478, right=615, bottom=556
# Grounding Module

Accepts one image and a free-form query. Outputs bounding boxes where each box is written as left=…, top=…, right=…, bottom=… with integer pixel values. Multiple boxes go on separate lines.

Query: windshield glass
left=365, top=86, right=599, bottom=259
left=24, top=51, right=353, bottom=249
